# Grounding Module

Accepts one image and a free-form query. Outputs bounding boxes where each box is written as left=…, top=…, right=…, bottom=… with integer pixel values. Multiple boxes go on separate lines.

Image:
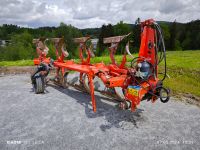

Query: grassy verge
left=0, top=50, right=200, bottom=98
left=0, top=59, right=33, bottom=66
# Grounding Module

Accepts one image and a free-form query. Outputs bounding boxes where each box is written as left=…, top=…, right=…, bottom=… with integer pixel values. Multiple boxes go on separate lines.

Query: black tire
left=159, top=87, right=170, bottom=103
left=63, top=72, right=69, bottom=88
left=34, top=76, right=45, bottom=94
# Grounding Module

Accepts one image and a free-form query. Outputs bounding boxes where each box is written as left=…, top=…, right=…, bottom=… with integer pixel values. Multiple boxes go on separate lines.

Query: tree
left=160, top=23, right=170, bottom=49
left=97, top=24, right=114, bottom=56
left=0, top=31, right=34, bottom=60
left=113, top=21, right=132, bottom=54
left=169, top=20, right=177, bottom=50
left=55, top=22, right=82, bottom=59
left=132, top=24, right=141, bottom=52
left=114, top=21, right=131, bottom=36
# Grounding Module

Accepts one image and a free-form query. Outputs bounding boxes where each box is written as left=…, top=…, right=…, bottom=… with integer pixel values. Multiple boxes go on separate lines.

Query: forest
left=0, top=19, right=199, bottom=61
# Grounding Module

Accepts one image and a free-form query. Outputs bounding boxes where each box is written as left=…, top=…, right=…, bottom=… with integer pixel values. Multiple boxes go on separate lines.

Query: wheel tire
left=63, top=72, right=69, bottom=88
left=34, top=76, right=45, bottom=94
left=159, top=87, right=170, bottom=103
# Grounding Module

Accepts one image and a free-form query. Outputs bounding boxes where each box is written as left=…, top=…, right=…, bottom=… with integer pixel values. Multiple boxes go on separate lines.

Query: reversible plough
left=31, top=19, right=170, bottom=112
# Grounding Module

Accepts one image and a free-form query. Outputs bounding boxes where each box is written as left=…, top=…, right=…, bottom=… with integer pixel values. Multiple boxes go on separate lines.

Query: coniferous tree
left=169, top=20, right=177, bottom=50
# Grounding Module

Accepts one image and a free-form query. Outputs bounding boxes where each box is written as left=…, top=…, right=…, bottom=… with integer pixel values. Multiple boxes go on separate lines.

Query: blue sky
left=0, top=0, right=199, bottom=28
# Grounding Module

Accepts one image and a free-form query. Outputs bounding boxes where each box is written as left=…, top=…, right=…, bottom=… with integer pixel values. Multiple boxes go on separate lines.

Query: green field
left=0, top=50, right=200, bottom=98
left=0, top=59, right=33, bottom=66
left=160, top=51, right=200, bottom=98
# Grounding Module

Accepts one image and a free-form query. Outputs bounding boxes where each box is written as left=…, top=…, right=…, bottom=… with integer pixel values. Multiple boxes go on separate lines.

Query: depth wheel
left=34, top=76, right=45, bottom=94
left=159, top=87, right=170, bottom=103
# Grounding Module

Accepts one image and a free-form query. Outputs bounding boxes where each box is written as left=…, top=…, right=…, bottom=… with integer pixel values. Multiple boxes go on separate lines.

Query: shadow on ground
left=45, top=83, right=145, bottom=131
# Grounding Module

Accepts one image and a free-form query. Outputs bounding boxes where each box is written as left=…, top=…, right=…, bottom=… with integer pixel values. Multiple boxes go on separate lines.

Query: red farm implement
left=32, top=19, right=170, bottom=112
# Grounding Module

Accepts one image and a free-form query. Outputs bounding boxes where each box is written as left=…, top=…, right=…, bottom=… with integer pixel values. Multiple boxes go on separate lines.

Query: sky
left=0, top=0, right=199, bottom=29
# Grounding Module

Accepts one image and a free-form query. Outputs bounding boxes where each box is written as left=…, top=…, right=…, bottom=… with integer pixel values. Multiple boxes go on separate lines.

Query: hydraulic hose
left=153, top=22, right=167, bottom=81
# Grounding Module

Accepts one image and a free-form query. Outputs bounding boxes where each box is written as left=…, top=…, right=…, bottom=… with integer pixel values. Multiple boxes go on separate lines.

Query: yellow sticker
left=128, top=88, right=139, bottom=96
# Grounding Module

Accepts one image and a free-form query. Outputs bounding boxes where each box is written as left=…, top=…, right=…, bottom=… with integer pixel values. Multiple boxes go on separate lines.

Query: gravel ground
left=0, top=74, right=200, bottom=150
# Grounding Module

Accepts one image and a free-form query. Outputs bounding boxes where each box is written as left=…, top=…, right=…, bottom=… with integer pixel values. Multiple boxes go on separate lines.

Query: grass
left=0, top=50, right=200, bottom=97
left=160, top=51, right=200, bottom=97
left=0, top=59, right=33, bottom=66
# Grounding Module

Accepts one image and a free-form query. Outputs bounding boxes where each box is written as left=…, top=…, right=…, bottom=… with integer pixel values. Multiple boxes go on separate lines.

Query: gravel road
left=0, top=74, right=199, bottom=150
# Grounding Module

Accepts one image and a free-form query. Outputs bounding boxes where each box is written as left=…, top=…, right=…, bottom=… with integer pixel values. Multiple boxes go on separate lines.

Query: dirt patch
left=0, top=66, right=57, bottom=75
left=0, top=66, right=35, bottom=75
left=174, top=93, right=200, bottom=107
left=182, top=93, right=200, bottom=107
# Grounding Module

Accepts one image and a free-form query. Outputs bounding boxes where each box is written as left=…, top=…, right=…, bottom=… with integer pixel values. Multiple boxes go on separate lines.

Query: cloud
left=0, top=0, right=199, bottom=28
left=0, top=0, right=45, bottom=24
left=159, top=0, right=185, bottom=14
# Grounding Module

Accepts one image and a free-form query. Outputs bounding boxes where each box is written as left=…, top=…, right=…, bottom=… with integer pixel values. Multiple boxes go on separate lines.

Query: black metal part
left=31, top=62, right=52, bottom=94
